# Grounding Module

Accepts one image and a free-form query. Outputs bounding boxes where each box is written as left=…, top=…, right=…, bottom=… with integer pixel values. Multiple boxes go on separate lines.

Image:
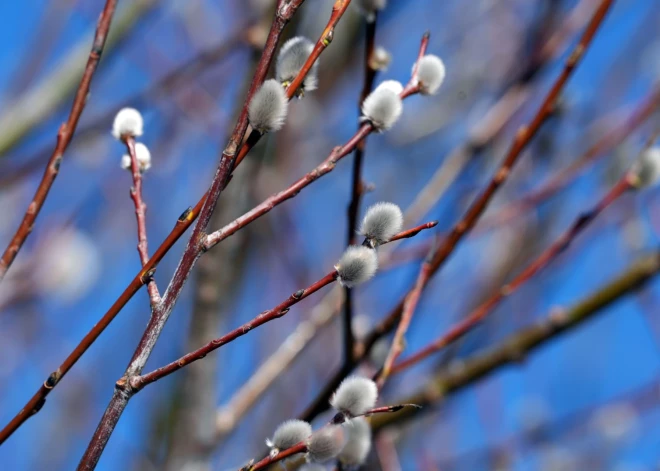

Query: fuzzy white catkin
left=330, top=376, right=378, bottom=417
left=121, top=142, right=152, bottom=172
left=112, top=107, right=143, bottom=140
left=360, top=202, right=403, bottom=244
left=338, top=417, right=372, bottom=466
left=266, top=419, right=312, bottom=456
left=354, top=0, right=387, bottom=22
left=306, top=426, right=346, bottom=463
left=248, top=79, right=288, bottom=133
left=416, top=54, right=446, bottom=95
left=276, top=36, right=318, bottom=92
left=376, top=80, right=403, bottom=95
left=360, top=81, right=403, bottom=131
left=335, top=246, right=378, bottom=288
left=631, top=147, right=660, bottom=188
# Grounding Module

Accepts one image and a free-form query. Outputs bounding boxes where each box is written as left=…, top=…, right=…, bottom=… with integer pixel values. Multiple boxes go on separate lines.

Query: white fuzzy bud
left=248, top=79, right=288, bottom=133
left=335, top=246, right=378, bottom=288
left=112, top=107, right=143, bottom=140
left=266, top=419, right=312, bottom=457
left=369, top=46, right=392, bottom=71
left=276, top=36, right=318, bottom=93
left=330, top=376, right=378, bottom=418
left=360, top=81, right=403, bottom=131
left=338, top=417, right=372, bottom=466
left=354, top=0, right=387, bottom=22
left=631, top=147, right=660, bottom=188
left=306, top=426, right=346, bottom=463
left=416, top=55, right=446, bottom=95
left=376, top=80, right=403, bottom=95
left=120, top=142, right=152, bottom=172
left=360, top=202, right=403, bottom=244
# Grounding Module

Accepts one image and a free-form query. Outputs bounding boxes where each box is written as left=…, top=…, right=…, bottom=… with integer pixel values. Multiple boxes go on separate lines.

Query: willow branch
left=391, top=172, right=634, bottom=375
left=343, top=13, right=380, bottom=369
left=125, top=137, right=160, bottom=307
left=0, top=0, right=118, bottom=283
left=369, top=251, right=660, bottom=432
left=131, top=223, right=436, bottom=390
left=203, top=34, right=429, bottom=250
left=478, top=83, right=660, bottom=231
left=299, top=0, right=615, bottom=423
left=0, top=0, right=350, bottom=447
left=75, top=3, right=307, bottom=467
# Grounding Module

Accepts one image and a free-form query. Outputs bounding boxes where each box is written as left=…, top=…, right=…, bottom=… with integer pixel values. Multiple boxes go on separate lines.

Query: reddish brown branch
left=391, top=173, right=633, bottom=374
left=1, top=0, right=352, bottom=448
left=132, top=222, right=435, bottom=390
left=0, top=0, right=118, bottom=282
left=478, top=84, right=660, bottom=231
left=204, top=35, right=429, bottom=251
left=125, top=137, right=160, bottom=307
left=299, top=0, right=614, bottom=423
left=75, top=3, right=306, bottom=467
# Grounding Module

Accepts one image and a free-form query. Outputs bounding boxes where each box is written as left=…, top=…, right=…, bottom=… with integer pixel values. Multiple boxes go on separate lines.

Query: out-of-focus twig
left=369, top=250, right=660, bottom=431
left=343, top=13, right=380, bottom=368
left=391, top=172, right=634, bottom=375
left=299, top=0, right=615, bottom=423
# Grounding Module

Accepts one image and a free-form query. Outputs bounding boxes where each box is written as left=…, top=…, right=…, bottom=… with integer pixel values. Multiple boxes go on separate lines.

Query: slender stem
left=132, top=222, right=435, bottom=390
left=391, top=174, right=633, bottom=375
left=0, top=0, right=120, bottom=445
left=343, top=16, right=379, bottom=366
left=0, top=0, right=118, bottom=283
left=478, top=83, right=660, bottom=231
left=133, top=271, right=338, bottom=390
left=376, top=257, right=433, bottom=388
left=298, top=0, right=614, bottom=423
left=125, top=137, right=160, bottom=307
left=369, top=251, right=660, bottom=432
left=0, top=0, right=350, bottom=447
left=75, top=3, right=305, bottom=468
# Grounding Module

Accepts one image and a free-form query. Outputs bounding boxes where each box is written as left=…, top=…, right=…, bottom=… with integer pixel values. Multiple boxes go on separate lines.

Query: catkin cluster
left=112, top=108, right=152, bottom=172
left=265, top=376, right=377, bottom=466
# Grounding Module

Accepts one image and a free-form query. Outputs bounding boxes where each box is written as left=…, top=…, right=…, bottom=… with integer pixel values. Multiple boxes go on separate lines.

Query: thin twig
left=131, top=223, right=436, bottom=390
left=0, top=0, right=118, bottom=283
left=210, top=2, right=603, bottom=438
left=298, top=0, right=615, bottom=423
left=75, top=2, right=307, bottom=467
left=391, top=172, right=634, bottom=375
left=477, top=83, right=660, bottom=232
left=343, top=14, right=380, bottom=368
left=0, top=0, right=348, bottom=447
left=369, top=250, right=660, bottom=431
left=125, top=137, right=160, bottom=307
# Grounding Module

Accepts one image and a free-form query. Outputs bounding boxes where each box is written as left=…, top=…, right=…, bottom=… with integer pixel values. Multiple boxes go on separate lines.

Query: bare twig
left=391, top=172, right=634, bottom=375
left=125, top=137, right=160, bottom=307
left=299, top=0, right=615, bottom=423
left=75, top=2, right=308, bottom=467
left=0, top=0, right=119, bottom=283
left=343, top=14, right=380, bottom=368
left=210, top=2, right=605, bottom=438
left=477, top=83, right=660, bottom=231
left=131, top=223, right=436, bottom=390
left=369, top=251, right=660, bottom=431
